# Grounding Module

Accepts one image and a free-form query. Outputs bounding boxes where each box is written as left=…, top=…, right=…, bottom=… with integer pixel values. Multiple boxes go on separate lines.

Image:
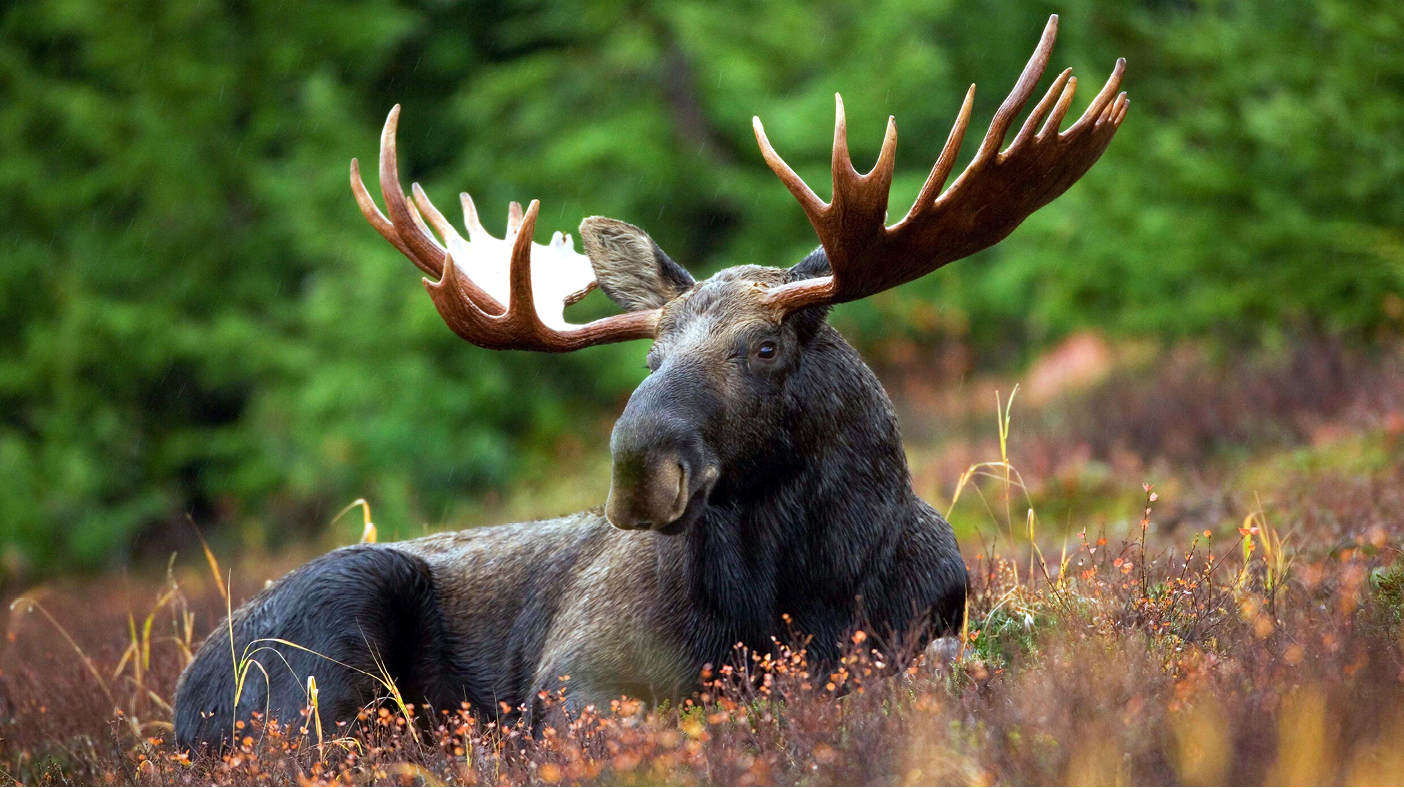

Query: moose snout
left=607, top=365, right=720, bottom=533
left=606, top=413, right=717, bottom=533
left=605, top=450, right=693, bottom=531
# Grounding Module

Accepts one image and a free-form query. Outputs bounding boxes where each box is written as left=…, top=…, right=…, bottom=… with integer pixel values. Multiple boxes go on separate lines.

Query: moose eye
left=755, top=340, right=778, bottom=361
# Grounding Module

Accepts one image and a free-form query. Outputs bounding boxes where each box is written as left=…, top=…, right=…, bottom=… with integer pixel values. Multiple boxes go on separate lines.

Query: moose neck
left=666, top=325, right=916, bottom=643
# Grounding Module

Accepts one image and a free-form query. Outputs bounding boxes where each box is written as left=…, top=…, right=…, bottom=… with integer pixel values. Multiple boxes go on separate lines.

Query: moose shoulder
left=173, top=14, right=1127, bottom=749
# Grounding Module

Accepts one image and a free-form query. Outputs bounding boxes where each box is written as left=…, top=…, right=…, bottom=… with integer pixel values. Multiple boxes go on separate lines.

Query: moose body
left=173, top=264, right=966, bottom=747
left=174, top=15, right=1127, bottom=750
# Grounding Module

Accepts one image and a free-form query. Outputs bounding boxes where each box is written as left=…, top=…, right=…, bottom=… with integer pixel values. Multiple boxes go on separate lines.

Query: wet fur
left=174, top=249, right=967, bottom=749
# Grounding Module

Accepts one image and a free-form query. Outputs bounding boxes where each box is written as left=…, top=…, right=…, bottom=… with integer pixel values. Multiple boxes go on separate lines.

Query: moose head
left=350, top=15, right=1127, bottom=535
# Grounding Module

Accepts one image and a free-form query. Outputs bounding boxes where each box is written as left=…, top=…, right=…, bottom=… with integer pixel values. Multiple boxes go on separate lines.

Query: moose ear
left=580, top=217, right=694, bottom=312
left=786, top=246, right=831, bottom=282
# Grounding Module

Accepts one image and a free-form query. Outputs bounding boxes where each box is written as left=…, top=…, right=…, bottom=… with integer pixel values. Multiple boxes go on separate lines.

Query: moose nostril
left=666, top=460, right=691, bottom=522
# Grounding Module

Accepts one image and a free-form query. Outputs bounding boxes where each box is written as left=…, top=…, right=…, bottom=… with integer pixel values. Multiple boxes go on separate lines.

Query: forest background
left=2, top=0, right=1401, bottom=580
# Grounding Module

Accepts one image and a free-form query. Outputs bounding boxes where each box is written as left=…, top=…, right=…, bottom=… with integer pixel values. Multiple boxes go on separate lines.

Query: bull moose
left=174, top=15, right=1127, bottom=748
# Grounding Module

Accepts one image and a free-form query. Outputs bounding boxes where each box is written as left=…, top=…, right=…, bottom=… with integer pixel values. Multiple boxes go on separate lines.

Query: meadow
left=3, top=2, right=1402, bottom=782
left=4, top=334, right=1402, bottom=785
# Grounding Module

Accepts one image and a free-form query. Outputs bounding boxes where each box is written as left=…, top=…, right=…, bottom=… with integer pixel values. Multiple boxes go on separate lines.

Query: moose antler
left=350, top=106, right=659, bottom=351
left=753, top=15, right=1128, bottom=315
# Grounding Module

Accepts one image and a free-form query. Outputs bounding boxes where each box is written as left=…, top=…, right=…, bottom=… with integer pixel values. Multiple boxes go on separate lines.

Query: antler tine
left=350, top=158, right=421, bottom=269
left=1009, top=67, right=1073, bottom=153
left=507, top=201, right=525, bottom=237
left=831, top=94, right=856, bottom=186
left=460, top=193, right=487, bottom=240
left=909, top=85, right=975, bottom=219
left=1066, top=57, right=1126, bottom=137
left=377, top=106, right=448, bottom=278
left=752, top=116, right=827, bottom=222
left=411, top=183, right=456, bottom=244
left=873, top=115, right=898, bottom=182
left=1038, top=75, right=1079, bottom=140
left=411, top=182, right=506, bottom=315
left=506, top=200, right=541, bottom=322
left=975, top=14, right=1059, bottom=164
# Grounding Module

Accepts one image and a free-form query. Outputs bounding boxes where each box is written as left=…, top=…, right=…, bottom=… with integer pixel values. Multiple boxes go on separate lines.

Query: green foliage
left=1372, top=562, right=1404, bottom=619
left=1, top=0, right=1400, bottom=576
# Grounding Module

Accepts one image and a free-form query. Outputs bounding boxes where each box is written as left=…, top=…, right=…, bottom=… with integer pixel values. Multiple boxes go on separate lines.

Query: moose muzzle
left=606, top=450, right=691, bottom=531
left=606, top=374, right=718, bottom=534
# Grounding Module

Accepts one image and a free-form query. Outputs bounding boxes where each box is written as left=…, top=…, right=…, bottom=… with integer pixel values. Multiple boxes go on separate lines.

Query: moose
left=174, top=15, right=1127, bottom=749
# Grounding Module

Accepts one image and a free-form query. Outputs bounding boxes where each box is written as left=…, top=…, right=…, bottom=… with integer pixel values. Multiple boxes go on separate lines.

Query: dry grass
left=3, top=341, right=1404, bottom=785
